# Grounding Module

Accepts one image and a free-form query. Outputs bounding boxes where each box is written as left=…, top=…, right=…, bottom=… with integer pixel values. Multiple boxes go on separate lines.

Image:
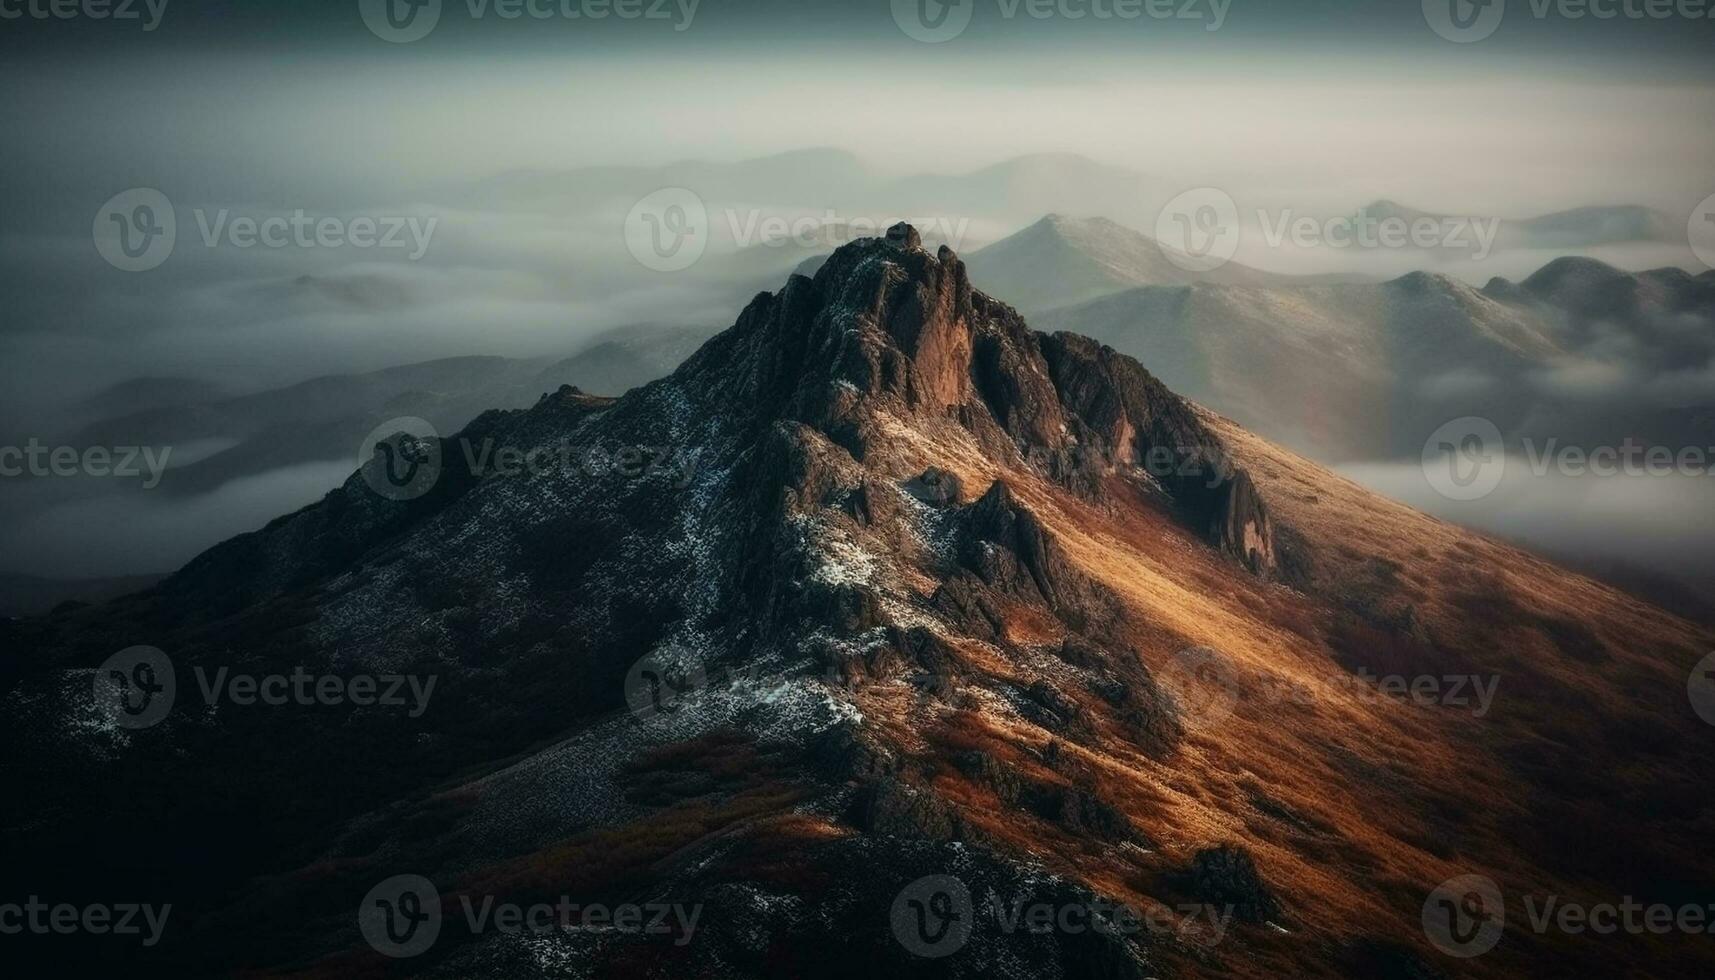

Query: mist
left=2, top=0, right=1712, bottom=604
left=1340, top=461, right=1715, bottom=612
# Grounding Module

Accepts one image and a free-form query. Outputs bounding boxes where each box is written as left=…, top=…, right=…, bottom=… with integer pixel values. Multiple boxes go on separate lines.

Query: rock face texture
left=10, top=224, right=1708, bottom=979
left=0, top=224, right=1278, bottom=979
left=674, top=220, right=1275, bottom=577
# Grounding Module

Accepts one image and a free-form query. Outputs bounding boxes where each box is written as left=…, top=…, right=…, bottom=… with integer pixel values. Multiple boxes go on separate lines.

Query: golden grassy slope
left=859, top=405, right=1715, bottom=977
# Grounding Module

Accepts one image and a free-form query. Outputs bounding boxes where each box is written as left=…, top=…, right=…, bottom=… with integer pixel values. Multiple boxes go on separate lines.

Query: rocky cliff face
left=6, top=225, right=1289, bottom=978
left=677, top=221, right=1275, bottom=576
left=7, top=223, right=1715, bottom=980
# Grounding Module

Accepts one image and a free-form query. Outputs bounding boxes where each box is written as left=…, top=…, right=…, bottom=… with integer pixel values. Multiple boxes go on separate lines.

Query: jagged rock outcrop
left=1182, top=844, right=1282, bottom=924
left=680, top=221, right=1276, bottom=575
left=2, top=223, right=1291, bottom=979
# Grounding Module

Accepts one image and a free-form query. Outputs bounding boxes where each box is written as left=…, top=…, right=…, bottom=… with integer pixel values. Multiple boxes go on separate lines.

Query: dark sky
left=1, top=0, right=1711, bottom=61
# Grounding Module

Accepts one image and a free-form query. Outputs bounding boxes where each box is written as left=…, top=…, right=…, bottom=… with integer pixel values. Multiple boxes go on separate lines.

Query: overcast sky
left=1, top=0, right=1711, bottom=584
left=1, top=0, right=1710, bottom=407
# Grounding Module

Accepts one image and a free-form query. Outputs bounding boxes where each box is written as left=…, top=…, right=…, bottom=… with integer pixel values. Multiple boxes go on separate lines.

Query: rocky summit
left=4, top=225, right=1713, bottom=979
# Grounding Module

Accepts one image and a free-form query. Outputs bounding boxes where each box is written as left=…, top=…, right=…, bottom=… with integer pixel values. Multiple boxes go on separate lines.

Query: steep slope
left=3, top=227, right=1711, bottom=979
left=964, top=215, right=1342, bottom=313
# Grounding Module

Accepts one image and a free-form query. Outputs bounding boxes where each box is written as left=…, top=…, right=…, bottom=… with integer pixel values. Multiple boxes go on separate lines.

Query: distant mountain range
left=455, top=149, right=1155, bottom=233
left=0, top=323, right=721, bottom=607
left=962, top=214, right=1371, bottom=312
left=23, top=213, right=1710, bottom=612
left=1037, top=256, right=1715, bottom=461
left=1356, top=199, right=1680, bottom=250
left=57, top=323, right=714, bottom=499
left=796, top=215, right=1370, bottom=313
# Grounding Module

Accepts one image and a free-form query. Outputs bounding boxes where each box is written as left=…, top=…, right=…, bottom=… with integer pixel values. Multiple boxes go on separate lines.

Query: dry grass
left=851, top=404, right=1715, bottom=977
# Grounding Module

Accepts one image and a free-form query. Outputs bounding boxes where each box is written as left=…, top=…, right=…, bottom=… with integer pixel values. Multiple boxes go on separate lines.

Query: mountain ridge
left=4, top=225, right=1713, bottom=978
left=1038, top=257, right=1715, bottom=461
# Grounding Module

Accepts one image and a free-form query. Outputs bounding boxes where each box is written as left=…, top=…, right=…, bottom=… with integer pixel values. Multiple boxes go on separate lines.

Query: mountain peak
left=1032, top=213, right=1126, bottom=236
left=1521, top=254, right=1627, bottom=290
left=884, top=219, right=923, bottom=250
left=672, top=225, right=1274, bottom=577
